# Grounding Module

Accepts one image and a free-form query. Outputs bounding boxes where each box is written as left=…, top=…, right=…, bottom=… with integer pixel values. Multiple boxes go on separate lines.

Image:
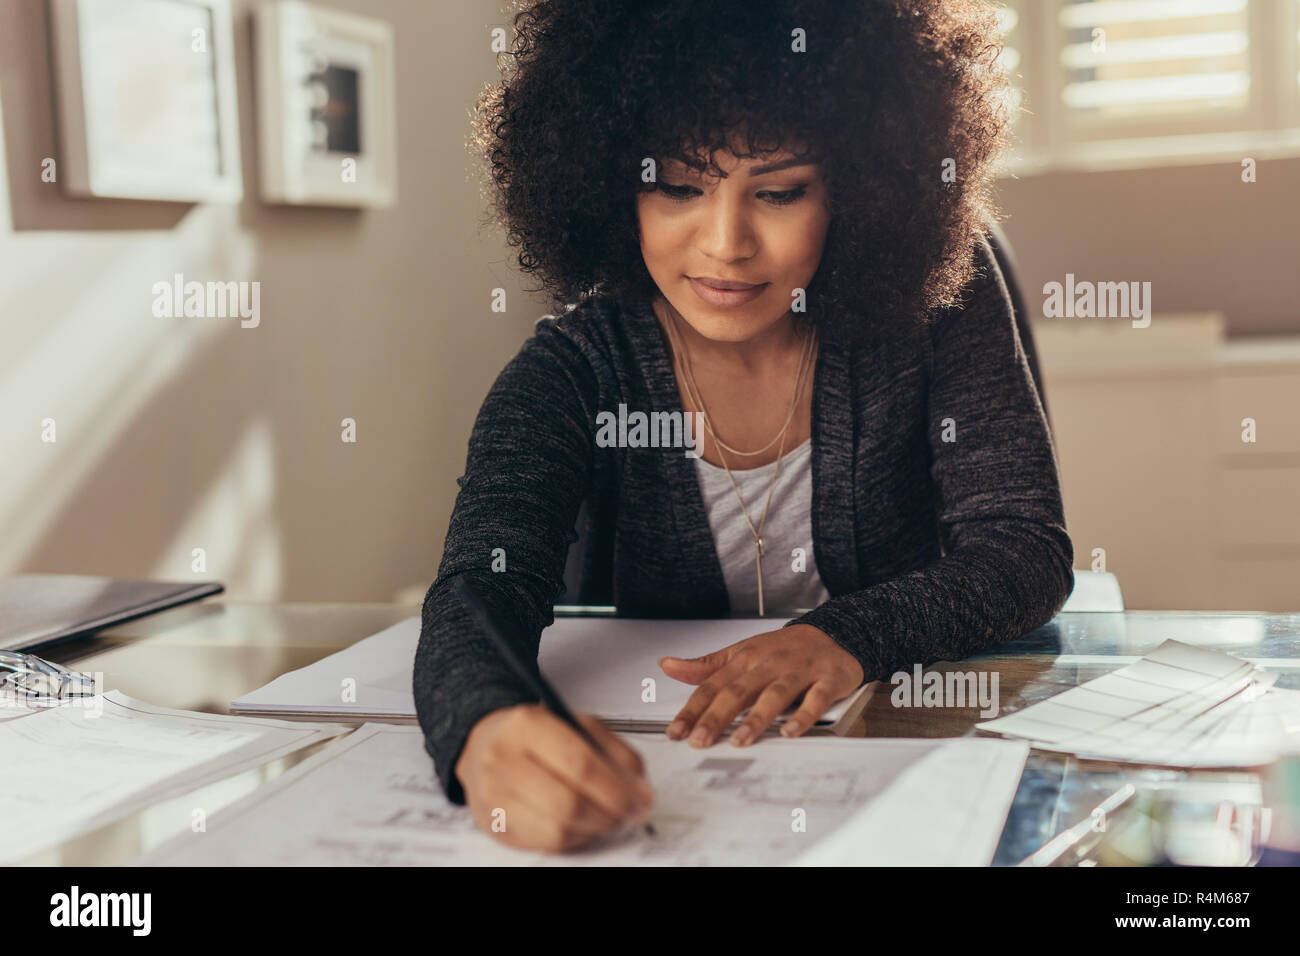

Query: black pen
left=453, top=575, right=655, bottom=836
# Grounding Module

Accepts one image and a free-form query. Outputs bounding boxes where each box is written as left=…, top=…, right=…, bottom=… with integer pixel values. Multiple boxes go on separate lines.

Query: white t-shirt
left=693, top=436, right=831, bottom=615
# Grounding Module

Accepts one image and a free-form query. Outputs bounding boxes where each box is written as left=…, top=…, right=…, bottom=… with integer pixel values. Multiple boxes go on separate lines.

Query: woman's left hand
left=659, top=623, right=865, bottom=747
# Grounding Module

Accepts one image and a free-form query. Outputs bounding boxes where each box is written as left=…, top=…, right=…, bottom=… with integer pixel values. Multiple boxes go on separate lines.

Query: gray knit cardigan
left=415, top=234, right=1074, bottom=803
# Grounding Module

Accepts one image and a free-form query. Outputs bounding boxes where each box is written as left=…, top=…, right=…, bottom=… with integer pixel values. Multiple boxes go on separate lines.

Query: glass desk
left=16, top=603, right=1300, bottom=866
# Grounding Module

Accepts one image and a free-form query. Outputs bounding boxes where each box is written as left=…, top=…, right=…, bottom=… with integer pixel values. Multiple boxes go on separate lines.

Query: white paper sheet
left=789, top=737, right=1030, bottom=866
left=976, top=639, right=1297, bottom=767
left=230, top=615, right=872, bottom=731
left=134, top=724, right=1027, bottom=867
left=1, top=691, right=350, bottom=863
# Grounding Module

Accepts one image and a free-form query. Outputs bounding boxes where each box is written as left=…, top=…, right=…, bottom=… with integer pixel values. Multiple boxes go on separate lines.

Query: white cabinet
left=1035, top=314, right=1299, bottom=611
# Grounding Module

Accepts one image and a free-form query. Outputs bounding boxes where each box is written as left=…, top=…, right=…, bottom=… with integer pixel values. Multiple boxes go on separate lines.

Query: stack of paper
left=977, top=639, right=1300, bottom=767
left=231, top=616, right=875, bottom=734
left=0, top=692, right=349, bottom=863
left=134, top=724, right=1029, bottom=867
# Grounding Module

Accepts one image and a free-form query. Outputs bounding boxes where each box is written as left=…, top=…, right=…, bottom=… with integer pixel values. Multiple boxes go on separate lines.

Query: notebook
left=231, top=615, right=876, bottom=734
left=0, top=574, right=224, bottom=652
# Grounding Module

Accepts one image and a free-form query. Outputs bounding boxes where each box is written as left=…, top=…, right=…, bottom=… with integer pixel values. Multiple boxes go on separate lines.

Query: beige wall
left=995, top=157, right=1300, bottom=337
left=3, top=0, right=1298, bottom=609
left=0, top=0, right=546, bottom=602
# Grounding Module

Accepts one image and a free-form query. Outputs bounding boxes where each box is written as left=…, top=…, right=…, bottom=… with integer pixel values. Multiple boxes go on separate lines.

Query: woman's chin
left=663, top=298, right=786, bottom=344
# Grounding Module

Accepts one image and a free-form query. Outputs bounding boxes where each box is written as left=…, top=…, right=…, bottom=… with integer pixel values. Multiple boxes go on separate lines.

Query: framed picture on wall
left=254, top=1, right=397, bottom=208
left=49, top=0, right=243, bottom=202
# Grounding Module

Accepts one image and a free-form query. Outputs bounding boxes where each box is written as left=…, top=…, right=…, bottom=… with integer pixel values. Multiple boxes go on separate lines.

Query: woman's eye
left=759, top=186, right=807, bottom=206
left=657, top=182, right=700, bottom=201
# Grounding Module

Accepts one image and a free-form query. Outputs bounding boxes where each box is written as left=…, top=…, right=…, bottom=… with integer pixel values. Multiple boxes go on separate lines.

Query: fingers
left=673, top=660, right=771, bottom=748
left=529, top=709, right=652, bottom=822
left=658, top=644, right=736, bottom=686
left=575, top=713, right=647, bottom=779
left=780, top=681, right=840, bottom=738
left=459, top=704, right=655, bottom=853
left=486, top=796, right=592, bottom=853
left=664, top=654, right=746, bottom=741
left=730, top=679, right=808, bottom=747
left=663, top=628, right=864, bottom=749
left=497, top=752, right=626, bottom=848
left=475, top=781, right=612, bottom=853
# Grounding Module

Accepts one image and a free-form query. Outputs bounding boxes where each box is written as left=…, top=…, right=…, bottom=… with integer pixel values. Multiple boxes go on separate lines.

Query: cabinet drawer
left=1214, top=369, right=1300, bottom=457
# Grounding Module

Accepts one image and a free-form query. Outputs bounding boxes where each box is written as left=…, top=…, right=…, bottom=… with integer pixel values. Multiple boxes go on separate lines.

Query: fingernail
left=690, top=726, right=711, bottom=747
left=782, top=720, right=803, bottom=737
left=666, top=720, right=687, bottom=740
left=731, top=726, right=753, bottom=747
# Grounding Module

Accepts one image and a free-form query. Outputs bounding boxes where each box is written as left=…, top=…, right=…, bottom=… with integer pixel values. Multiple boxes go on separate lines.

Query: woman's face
left=636, top=145, right=831, bottom=345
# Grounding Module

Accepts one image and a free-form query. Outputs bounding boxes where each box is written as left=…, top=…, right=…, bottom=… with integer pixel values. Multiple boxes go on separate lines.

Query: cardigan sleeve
left=786, top=234, right=1074, bottom=680
left=414, top=318, right=597, bottom=804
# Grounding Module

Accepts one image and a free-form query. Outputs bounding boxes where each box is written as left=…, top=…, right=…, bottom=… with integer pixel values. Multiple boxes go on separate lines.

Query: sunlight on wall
left=152, top=417, right=284, bottom=600
left=0, top=91, right=281, bottom=593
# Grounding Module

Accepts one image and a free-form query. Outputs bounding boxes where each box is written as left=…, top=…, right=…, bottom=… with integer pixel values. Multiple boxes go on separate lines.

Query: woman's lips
left=687, top=276, right=768, bottom=307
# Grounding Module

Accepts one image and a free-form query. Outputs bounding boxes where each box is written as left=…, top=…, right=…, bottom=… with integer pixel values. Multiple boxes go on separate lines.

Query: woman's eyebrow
left=746, top=157, right=817, bottom=176
left=660, top=155, right=817, bottom=178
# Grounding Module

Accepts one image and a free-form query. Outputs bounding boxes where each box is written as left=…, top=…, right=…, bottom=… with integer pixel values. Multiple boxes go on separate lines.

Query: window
left=991, top=0, right=1300, bottom=172
left=1060, top=0, right=1250, bottom=129
left=993, top=3, right=1026, bottom=132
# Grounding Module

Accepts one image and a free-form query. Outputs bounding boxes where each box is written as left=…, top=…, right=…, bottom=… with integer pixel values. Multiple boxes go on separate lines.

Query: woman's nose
left=695, top=191, right=758, bottom=262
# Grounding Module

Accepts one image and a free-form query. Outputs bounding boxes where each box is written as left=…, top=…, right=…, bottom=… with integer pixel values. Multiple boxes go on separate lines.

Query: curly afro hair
left=470, top=0, right=1013, bottom=345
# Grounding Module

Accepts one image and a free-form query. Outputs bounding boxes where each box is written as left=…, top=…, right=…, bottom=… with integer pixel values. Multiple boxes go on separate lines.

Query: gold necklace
left=660, top=301, right=817, bottom=615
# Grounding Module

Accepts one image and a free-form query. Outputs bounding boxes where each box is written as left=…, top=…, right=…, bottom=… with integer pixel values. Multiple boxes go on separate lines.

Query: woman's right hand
left=454, top=703, right=655, bottom=852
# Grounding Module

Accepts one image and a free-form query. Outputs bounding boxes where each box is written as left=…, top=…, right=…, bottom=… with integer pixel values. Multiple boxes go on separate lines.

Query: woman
left=415, top=0, right=1073, bottom=852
